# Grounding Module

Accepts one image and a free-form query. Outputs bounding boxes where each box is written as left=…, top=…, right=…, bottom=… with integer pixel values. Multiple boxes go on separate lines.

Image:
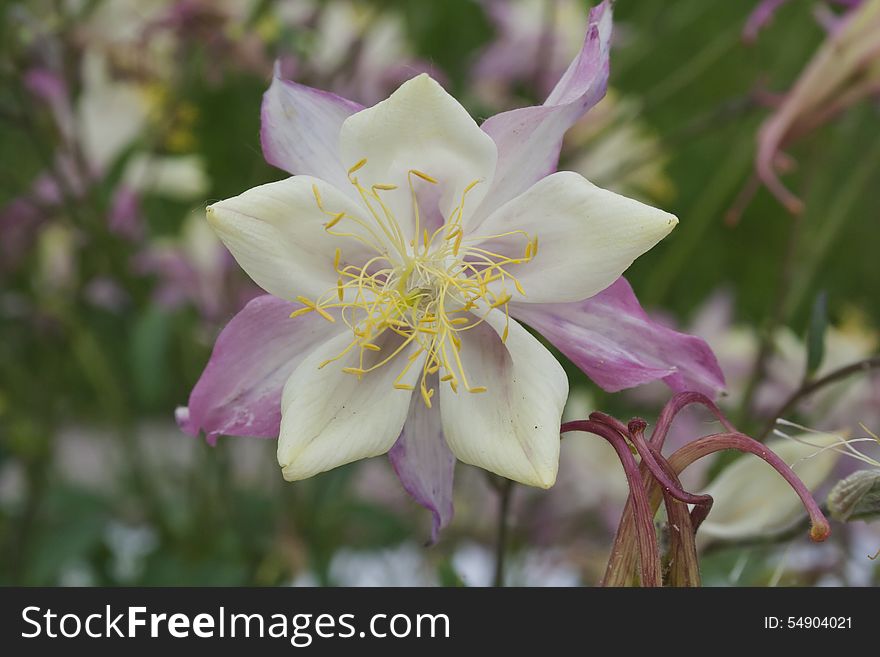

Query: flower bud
left=827, top=469, right=880, bottom=522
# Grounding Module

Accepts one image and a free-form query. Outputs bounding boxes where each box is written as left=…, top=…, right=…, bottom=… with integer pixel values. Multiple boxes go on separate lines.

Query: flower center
left=291, top=159, right=538, bottom=407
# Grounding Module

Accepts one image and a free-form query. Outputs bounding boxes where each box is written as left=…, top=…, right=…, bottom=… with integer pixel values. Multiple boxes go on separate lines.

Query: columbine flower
left=178, top=2, right=723, bottom=540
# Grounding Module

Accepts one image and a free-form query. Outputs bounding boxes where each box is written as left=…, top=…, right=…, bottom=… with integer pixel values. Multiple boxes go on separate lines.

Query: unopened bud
left=827, top=470, right=880, bottom=522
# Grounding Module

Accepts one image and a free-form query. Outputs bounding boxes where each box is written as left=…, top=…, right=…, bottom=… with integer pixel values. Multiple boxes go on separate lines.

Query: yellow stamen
left=294, top=160, right=536, bottom=405
left=411, top=170, right=438, bottom=184
left=348, top=158, right=367, bottom=175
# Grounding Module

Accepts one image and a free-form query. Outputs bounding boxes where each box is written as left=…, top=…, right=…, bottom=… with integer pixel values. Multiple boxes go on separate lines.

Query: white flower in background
left=76, top=52, right=208, bottom=198
left=565, top=92, right=674, bottom=204
left=556, top=388, right=628, bottom=509
left=452, top=542, right=581, bottom=586
left=290, top=542, right=439, bottom=587
left=272, top=0, right=433, bottom=104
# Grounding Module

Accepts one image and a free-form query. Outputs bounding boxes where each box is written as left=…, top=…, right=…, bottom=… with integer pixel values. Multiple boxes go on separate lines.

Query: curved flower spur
left=177, top=1, right=724, bottom=541
left=562, top=393, right=832, bottom=587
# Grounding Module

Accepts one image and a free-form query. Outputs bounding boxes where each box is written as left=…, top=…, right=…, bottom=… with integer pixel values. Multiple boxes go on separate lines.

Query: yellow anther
left=453, top=231, right=463, bottom=255
left=394, top=383, right=415, bottom=391
left=463, top=179, right=480, bottom=194
left=450, top=317, right=470, bottom=326
left=314, top=306, right=335, bottom=323
left=411, top=170, right=438, bottom=184
left=342, top=367, right=365, bottom=376
left=372, top=183, right=398, bottom=191
left=362, top=343, right=381, bottom=351
left=491, top=292, right=512, bottom=309
left=419, top=380, right=435, bottom=407
left=468, top=386, right=488, bottom=394
left=348, top=158, right=367, bottom=175
left=445, top=226, right=461, bottom=241
left=325, top=212, right=345, bottom=229
left=440, top=374, right=454, bottom=382
left=334, top=248, right=341, bottom=269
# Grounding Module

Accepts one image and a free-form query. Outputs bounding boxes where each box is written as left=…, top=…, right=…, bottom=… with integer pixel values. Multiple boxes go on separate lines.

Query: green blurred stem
left=785, top=139, right=880, bottom=317
left=492, top=478, right=515, bottom=588
left=702, top=504, right=832, bottom=557
left=9, top=456, right=50, bottom=584
left=69, top=323, right=173, bottom=542
left=757, top=356, right=880, bottom=441
left=736, top=212, right=804, bottom=429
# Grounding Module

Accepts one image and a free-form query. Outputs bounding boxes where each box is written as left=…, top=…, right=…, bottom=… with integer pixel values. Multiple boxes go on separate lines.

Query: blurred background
left=1, top=0, right=878, bottom=586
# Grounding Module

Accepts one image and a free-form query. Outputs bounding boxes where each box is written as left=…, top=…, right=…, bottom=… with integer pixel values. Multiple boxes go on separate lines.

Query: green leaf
left=805, top=291, right=828, bottom=378
left=130, top=306, right=172, bottom=408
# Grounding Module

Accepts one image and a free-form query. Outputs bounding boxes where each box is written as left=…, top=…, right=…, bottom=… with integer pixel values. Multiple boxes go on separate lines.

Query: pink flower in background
left=134, top=212, right=261, bottom=323
left=272, top=0, right=443, bottom=105
left=745, top=0, right=880, bottom=213
left=178, top=2, right=724, bottom=541
left=473, top=0, right=592, bottom=106
left=744, top=0, right=864, bottom=42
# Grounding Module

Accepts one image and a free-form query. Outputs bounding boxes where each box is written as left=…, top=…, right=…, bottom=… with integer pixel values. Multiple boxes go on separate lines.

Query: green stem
left=492, top=478, right=515, bottom=587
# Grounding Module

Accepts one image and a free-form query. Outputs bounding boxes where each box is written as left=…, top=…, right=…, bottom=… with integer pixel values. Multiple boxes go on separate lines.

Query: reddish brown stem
left=627, top=419, right=712, bottom=508
left=651, top=392, right=738, bottom=450
left=668, top=432, right=831, bottom=542
left=562, top=420, right=661, bottom=587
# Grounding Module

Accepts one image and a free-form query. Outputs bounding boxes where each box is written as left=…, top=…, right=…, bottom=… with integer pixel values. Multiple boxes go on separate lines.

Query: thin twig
left=492, top=478, right=515, bottom=587
left=758, top=356, right=880, bottom=441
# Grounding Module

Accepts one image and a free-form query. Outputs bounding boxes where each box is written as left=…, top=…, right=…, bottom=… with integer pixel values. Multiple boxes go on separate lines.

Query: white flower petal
left=260, top=66, right=362, bottom=194
left=339, top=74, right=497, bottom=240
left=278, top=330, right=422, bottom=481
left=439, top=309, right=568, bottom=487
left=473, top=171, right=678, bottom=304
left=699, top=433, right=841, bottom=542
left=206, top=175, right=376, bottom=301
